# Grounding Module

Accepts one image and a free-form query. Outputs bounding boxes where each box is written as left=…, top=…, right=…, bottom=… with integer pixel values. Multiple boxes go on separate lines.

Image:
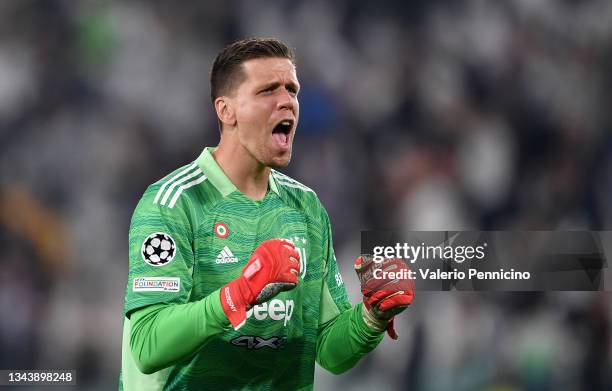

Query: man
left=120, top=37, right=414, bottom=390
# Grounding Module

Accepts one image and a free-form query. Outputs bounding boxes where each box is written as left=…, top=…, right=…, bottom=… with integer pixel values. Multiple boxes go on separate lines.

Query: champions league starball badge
left=141, top=232, right=177, bottom=266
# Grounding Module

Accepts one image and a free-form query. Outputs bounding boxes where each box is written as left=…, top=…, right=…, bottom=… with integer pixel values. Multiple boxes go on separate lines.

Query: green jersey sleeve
left=124, top=183, right=196, bottom=317
left=318, top=207, right=352, bottom=326
left=316, top=303, right=384, bottom=374
left=128, top=290, right=228, bottom=375
left=315, top=206, right=385, bottom=374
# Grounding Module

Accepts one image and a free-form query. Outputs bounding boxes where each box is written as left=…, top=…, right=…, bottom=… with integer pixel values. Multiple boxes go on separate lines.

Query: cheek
left=236, top=100, right=271, bottom=126
left=235, top=105, right=271, bottom=146
left=234, top=102, right=252, bottom=124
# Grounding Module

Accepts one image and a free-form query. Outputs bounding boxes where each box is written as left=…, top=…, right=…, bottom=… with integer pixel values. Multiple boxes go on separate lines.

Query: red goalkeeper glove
left=354, top=255, right=415, bottom=339
left=221, top=239, right=300, bottom=330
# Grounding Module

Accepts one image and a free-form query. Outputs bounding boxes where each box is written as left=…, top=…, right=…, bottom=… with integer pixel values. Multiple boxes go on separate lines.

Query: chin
left=267, top=153, right=292, bottom=169
left=268, top=159, right=291, bottom=169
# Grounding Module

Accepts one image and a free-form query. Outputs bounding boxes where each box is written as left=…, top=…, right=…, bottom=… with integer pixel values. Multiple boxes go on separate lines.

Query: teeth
left=281, top=120, right=291, bottom=126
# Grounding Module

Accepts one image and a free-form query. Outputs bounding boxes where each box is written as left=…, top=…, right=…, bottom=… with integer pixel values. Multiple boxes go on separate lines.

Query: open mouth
left=272, top=119, right=294, bottom=147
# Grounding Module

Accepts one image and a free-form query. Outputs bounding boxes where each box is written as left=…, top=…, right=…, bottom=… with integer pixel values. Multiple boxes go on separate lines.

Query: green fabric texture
left=129, top=289, right=229, bottom=374
left=316, top=303, right=384, bottom=374
left=128, top=301, right=383, bottom=382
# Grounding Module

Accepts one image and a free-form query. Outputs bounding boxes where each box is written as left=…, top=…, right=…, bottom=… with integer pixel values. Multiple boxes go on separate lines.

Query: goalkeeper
left=119, top=38, right=415, bottom=390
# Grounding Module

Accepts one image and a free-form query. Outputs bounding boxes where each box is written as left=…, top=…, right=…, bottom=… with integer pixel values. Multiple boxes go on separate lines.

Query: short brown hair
left=210, top=37, right=295, bottom=104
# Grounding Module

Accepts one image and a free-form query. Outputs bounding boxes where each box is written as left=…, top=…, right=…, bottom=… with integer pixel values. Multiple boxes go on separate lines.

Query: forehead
left=240, top=57, right=298, bottom=86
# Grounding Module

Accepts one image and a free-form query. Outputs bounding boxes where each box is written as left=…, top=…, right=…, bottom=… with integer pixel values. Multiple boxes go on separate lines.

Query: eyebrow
left=257, top=80, right=300, bottom=92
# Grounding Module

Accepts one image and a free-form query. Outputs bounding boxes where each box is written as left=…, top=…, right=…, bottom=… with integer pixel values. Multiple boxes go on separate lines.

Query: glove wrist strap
left=361, top=304, right=388, bottom=333
left=220, top=279, right=249, bottom=330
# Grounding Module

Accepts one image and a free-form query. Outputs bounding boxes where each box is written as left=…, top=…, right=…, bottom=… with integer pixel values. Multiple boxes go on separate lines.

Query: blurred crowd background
left=1, top=0, right=611, bottom=390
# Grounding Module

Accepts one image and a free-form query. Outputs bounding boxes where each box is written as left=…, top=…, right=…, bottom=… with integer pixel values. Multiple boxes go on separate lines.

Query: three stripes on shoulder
left=153, top=164, right=313, bottom=209
left=271, top=170, right=314, bottom=193
left=154, top=163, right=207, bottom=209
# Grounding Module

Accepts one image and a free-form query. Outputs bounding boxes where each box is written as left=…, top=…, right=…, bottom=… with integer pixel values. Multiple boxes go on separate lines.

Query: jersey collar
left=195, top=147, right=280, bottom=197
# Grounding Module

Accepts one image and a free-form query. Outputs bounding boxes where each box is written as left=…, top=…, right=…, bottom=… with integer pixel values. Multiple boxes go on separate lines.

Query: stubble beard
left=263, top=148, right=292, bottom=169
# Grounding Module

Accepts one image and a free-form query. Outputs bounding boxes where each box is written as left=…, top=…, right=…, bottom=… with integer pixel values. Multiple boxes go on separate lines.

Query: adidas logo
left=216, top=246, right=239, bottom=264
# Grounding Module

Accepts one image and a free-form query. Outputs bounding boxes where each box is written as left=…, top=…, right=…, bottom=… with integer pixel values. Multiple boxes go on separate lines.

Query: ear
left=214, top=97, right=236, bottom=128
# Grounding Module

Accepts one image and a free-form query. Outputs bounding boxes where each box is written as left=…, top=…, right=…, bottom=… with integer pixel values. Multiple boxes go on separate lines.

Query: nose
left=277, top=88, right=297, bottom=112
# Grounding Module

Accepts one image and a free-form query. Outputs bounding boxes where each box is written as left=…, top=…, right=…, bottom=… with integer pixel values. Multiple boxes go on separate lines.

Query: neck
left=213, top=137, right=270, bottom=201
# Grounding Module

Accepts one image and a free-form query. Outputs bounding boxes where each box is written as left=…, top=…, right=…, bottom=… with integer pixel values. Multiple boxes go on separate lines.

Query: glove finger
left=278, top=270, right=299, bottom=285
left=366, top=289, right=397, bottom=307
left=291, top=264, right=300, bottom=275
left=289, top=251, right=301, bottom=266
left=354, top=256, right=364, bottom=271
left=361, top=288, right=375, bottom=297
left=378, top=292, right=413, bottom=312
left=282, top=253, right=301, bottom=275
left=281, top=245, right=300, bottom=262
left=279, top=238, right=295, bottom=248
left=279, top=239, right=296, bottom=252
left=386, top=318, right=399, bottom=340
left=261, top=239, right=295, bottom=261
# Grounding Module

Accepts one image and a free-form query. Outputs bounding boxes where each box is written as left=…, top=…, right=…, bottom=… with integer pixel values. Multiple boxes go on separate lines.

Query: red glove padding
left=221, top=239, right=300, bottom=330
left=355, top=255, right=415, bottom=339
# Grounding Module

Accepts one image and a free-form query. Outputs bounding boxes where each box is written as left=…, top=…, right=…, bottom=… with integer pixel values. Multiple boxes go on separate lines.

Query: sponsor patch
left=216, top=246, right=239, bottom=264
left=246, top=299, right=294, bottom=326
left=224, top=286, right=236, bottom=312
left=141, top=232, right=176, bottom=267
left=133, top=277, right=180, bottom=292
left=231, top=335, right=287, bottom=350
left=335, top=271, right=344, bottom=287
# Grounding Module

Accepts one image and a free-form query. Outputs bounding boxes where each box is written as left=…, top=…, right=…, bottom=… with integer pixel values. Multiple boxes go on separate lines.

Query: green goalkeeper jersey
left=120, top=147, right=358, bottom=390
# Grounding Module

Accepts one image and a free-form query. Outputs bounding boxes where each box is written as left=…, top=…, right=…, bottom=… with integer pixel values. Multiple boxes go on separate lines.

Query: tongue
left=273, top=132, right=288, bottom=146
